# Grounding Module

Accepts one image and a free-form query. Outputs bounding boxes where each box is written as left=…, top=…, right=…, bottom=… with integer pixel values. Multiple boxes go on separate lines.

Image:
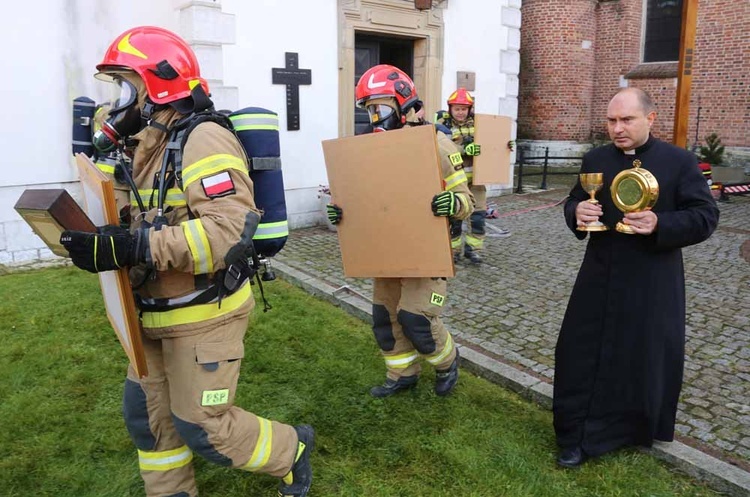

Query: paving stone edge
left=271, top=259, right=750, bottom=497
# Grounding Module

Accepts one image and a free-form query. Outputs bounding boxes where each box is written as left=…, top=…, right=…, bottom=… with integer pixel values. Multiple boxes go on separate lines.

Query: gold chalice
left=577, top=172, right=609, bottom=231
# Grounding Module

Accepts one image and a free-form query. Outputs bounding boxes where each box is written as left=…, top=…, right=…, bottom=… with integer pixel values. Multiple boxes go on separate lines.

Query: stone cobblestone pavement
left=275, top=185, right=750, bottom=471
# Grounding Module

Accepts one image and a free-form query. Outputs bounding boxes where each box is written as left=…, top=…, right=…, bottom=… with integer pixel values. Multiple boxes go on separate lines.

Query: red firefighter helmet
left=96, top=26, right=209, bottom=105
left=447, top=88, right=474, bottom=108
left=355, top=64, right=419, bottom=114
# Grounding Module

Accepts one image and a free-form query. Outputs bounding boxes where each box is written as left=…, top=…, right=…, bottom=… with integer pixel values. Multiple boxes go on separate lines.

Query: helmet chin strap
left=142, top=99, right=170, bottom=134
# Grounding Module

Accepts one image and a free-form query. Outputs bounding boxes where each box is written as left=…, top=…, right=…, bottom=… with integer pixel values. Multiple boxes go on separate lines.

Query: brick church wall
left=520, top=0, right=749, bottom=148
left=518, top=0, right=596, bottom=141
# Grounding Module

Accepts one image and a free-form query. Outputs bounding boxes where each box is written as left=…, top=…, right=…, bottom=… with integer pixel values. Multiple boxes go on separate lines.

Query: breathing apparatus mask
left=365, top=101, right=402, bottom=133
left=92, top=75, right=144, bottom=153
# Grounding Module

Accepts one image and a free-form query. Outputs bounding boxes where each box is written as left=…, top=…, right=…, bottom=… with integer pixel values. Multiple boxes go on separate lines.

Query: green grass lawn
left=0, top=267, right=721, bottom=496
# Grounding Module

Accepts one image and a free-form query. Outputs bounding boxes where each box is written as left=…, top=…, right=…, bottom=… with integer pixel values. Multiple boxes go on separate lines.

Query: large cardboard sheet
left=75, top=154, right=147, bottom=377
left=322, top=125, right=454, bottom=278
left=472, top=114, right=513, bottom=185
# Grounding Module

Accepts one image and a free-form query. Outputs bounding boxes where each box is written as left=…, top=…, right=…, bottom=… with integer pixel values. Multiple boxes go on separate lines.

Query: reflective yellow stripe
left=182, top=219, right=213, bottom=275
left=96, top=162, right=115, bottom=174
left=138, top=445, right=193, bottom=472
left=465, top=234, right=484, bottom=248
left=93, top=236, right=99, bottom=272
left=118, top=33, right=148, bottom=60
left=451, top=238, right=463, bottom=249
left=253, top=221, right=289, bottom=240
left=444, top=169, right=468, bottom=191
left=131, top=188, right=186, bottom=208
left=229, top=113, right=280, bottom=131
left=141, top=281, right=252, bottom=328
left=384, top=351, right=419, bottom=369
left=426, top=334, right=454, bottom=366
left=182, top=154, right=247, bottom=189
left=242, top=416, right=273, bottom=471
left=110, top=236, right=120, bottom=268
left=451, top=126, right=475, bottom=139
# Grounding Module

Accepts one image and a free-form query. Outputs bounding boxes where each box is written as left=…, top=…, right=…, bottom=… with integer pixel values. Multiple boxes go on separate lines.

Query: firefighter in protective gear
left=59, top=26, right=313, bottom=497
left=436, top=88, right=511, bottom=264
left=329, top=64, right=475, bottom=397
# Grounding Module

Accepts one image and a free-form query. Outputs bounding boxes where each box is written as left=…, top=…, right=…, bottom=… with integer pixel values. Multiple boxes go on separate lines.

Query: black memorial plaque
left=272, top=52, right=312, bottom=131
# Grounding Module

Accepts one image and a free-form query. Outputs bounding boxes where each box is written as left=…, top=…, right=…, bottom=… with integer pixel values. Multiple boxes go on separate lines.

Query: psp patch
left=449, top=152, right=464, bottom=168
left=202, top=171, right=236, bottom=199
left=430, top=292, right=446, bottom=307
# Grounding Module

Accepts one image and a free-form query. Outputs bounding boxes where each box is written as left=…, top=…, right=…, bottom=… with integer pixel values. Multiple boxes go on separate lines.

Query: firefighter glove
left=431, top=191, right=459, bottom=217
left=60, top=225, right=149, bottom=273
left=464, top=142, right=481, bottom=156
left=434, top=110, right=450, bottom=124
left=326, top=204, right=343, bottom=225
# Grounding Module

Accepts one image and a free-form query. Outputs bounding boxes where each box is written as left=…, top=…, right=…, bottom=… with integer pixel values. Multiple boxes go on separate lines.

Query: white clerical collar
left=624, top=149, right=636, bottom=155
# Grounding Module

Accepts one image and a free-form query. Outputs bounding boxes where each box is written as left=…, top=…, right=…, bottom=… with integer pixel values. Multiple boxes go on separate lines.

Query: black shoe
left=464, top=251, right=482, bottom=264
left=453, top=252, right=461, bottom=264
left=556, top=446, right=587, bottom=469
left=278, top=425, right=315, bottom=497
left=435, top=349, right=460, bottom=396
left=370, top=375, right=419, bottom=398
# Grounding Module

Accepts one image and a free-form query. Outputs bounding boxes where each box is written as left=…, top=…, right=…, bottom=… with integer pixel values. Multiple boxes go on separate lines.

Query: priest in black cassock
left=553, top=88, right=720, bottom=468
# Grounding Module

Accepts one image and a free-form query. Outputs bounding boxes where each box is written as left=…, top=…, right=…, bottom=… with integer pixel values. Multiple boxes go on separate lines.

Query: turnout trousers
left=122, top=303, right=298, bottom=496
left=451, top=183, right=487, bottom=253
left=371, top=277, right=457, bottom=380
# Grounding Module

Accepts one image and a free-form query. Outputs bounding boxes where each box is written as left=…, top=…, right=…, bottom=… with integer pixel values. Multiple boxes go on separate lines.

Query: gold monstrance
left=610, top=159, right=659, bottom=234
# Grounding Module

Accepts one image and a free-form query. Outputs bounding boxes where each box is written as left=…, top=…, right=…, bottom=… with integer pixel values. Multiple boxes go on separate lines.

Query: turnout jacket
left=127, top=108, right=260, bottom=337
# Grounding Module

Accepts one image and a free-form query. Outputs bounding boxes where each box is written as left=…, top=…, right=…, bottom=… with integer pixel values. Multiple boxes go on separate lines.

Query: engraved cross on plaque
left=272, top=52, right=312, bottom=131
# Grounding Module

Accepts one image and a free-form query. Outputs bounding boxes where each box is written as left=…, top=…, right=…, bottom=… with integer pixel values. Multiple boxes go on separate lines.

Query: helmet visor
left=106, top=77, right=138, bottom=113
left=366, top=104, right=396, bottom=125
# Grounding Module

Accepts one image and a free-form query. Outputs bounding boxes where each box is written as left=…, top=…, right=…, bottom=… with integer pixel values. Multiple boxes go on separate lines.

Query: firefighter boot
left=370, top=375, right=419, bottom=398
left=453, top=252, right=461, bottom=264
left=464, top=247, right=482, bottom=265
left=278, top=425, right=315, bottom=497
left=435, top=349, right=460, bottom=396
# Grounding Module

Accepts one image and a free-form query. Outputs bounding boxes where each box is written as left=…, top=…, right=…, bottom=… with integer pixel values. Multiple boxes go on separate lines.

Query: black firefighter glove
left=326, top=203, right=343, bottom=225
left=431, top=191, right=460, bottom=217
left=60, top=225, right=149, bottom=273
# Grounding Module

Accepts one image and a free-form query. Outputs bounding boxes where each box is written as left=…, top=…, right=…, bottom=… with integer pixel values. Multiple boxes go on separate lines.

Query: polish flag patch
left=201, top=171, right=236, bottom=198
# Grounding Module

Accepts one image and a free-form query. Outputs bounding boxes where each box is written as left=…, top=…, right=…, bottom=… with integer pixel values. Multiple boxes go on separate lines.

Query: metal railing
left=515, top=147, right=583, bottom=193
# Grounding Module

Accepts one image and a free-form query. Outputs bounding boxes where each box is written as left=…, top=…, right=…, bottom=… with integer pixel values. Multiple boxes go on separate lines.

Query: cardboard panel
left=322, top=125, right=454, bottom=278
left=75, top=154, right=148, bottom=378
left=472, top=114, right=513, bottom=185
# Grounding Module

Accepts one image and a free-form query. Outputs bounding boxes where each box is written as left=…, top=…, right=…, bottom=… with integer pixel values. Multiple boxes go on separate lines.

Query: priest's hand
left=575, top=200, right=603, bottom=228
left=623, top=210, right=658, bottom=235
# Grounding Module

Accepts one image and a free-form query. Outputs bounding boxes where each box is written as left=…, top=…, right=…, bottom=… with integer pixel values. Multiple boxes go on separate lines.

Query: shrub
left=698, top=133, right=725, bottom=166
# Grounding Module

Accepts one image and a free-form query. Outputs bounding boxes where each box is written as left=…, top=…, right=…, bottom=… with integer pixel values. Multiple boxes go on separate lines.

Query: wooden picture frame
left=14, top=189, right=96, bottom=257
left=322, top=125, right=454, bottom=278
left=75, top=153, right=148, bottom=377
left=472, top=114, right=513, bottom=185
